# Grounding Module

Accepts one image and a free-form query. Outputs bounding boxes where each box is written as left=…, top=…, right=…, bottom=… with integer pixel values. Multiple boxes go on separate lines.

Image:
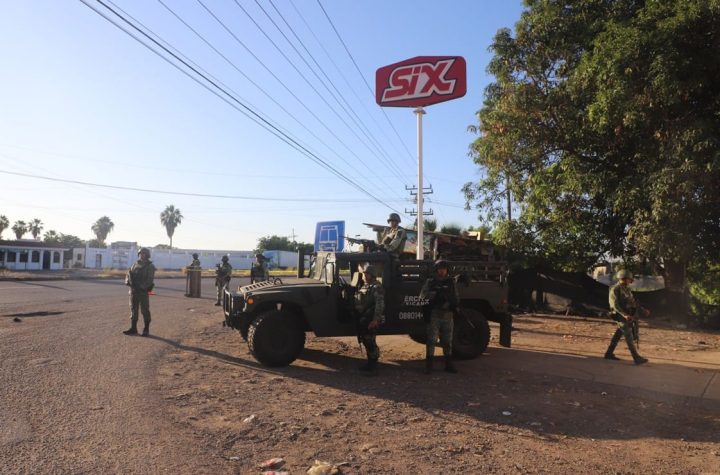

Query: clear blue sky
left=0, top=0, right=524, bottom=250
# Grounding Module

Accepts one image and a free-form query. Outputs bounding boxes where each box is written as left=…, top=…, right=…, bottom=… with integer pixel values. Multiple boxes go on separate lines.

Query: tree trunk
left=662, top=259, right=688, bottom=318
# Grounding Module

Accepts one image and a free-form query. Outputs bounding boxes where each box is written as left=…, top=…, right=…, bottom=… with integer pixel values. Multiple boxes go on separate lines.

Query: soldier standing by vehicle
left=123, top=247, right=156, bottom=336
left=354, top=264, right=384, bottom=375
left=215, top=255, right=232, bottom=306
left=420, top=260, right=459, bottom=374
left=378, top=213, right=407, bottom=256
left=252, top=253, right=270, bottom=283
left=604, top=269, right=649, bottom=365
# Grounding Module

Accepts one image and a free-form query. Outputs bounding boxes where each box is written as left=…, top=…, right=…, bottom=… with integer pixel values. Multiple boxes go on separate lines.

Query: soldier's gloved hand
left=148, top=283, right=155, bottom=292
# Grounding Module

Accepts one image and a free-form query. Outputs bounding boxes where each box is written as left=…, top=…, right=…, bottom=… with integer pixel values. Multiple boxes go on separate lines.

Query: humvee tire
left=248, top=310, right=305, bottom=366
left=452, top=308, right=491, bottom=359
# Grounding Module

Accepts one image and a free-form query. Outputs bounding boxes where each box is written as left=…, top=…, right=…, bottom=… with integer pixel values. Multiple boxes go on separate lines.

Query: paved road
left=0, top=278, right=234, bottom=473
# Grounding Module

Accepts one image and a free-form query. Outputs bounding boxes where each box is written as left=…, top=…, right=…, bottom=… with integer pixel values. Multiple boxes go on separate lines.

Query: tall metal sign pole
left=415, top=107, right=426, bottom=258
left=376, top=56, right=467, bottom=259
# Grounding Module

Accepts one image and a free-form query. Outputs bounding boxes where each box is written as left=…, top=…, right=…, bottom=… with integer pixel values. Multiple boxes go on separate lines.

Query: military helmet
left=616, top=269, right=633, bottom=280
left=255, top=253, right=266, bottom=260
left=387, top=212, right=401, bottom=223
left=138, top=247, right=151, bottom=258
left=362, top=264, right=378, bottom=277
left=192, top=253, right=199, bottom=259
left=434, top=259, right=450, bottom=270
left=221, top=255, right=229, bottom=262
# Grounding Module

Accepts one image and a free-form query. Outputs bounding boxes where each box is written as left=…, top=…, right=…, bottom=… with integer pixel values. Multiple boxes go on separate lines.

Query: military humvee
left=222, top=242, right=512, bottom=367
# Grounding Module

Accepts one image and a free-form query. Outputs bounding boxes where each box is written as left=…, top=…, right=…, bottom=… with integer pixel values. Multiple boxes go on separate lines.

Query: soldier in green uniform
left=123, top=247, right=156, bottom=336
left=378, top=213, right=407, bottom=256
left=190, top=253, right=201, bottom=268
left=420, top=260, right=459, bottom=374
left=605, top=269, right=649, bottom=365
left=252, top=253, right=270, bottom=282
left=354, top=264, right=384, bottom=375
left=214, top=255, right=232, bottom=306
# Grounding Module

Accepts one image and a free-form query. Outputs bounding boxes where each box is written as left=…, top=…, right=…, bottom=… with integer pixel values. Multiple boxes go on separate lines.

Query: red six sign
left=376, top=56, right=466, bottom=107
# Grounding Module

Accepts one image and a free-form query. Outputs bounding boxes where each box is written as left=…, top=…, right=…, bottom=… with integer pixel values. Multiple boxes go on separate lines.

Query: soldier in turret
left=378, top=213, right=407, bottom=256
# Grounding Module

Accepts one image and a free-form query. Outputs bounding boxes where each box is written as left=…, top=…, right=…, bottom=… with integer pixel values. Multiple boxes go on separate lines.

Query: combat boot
left=123, top=322, right=138, bottom=335
left=424, top=356, right=433, bottom=374
left=604, top=330, right=622, bottom=360
left=624, top=333, right=647, bottom=365
left=444, top=355, right=458, bottom=374
left=359, top=357, right=378, bottom=375
left=141, top=323, right=150, bottom=337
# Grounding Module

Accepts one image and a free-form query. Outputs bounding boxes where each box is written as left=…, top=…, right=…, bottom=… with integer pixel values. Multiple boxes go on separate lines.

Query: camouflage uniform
left=354, top=276, right=385, bottom=370
left=125, top=255, right=156, bottom=335
left=252, top=255, right=270, bottom=282
left=606, top=278, right=647, bottom=364
left=420, top=261, right=459, bottom=373
left=215, top=259, right=232, bottom=305
left=378, top=213, right=407, bottom=256
left=189, top=257, right=201, bottom=268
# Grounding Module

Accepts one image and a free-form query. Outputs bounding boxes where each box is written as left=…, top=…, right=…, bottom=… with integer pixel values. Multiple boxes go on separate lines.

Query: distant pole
left=415, top=106, right=426, bottom=260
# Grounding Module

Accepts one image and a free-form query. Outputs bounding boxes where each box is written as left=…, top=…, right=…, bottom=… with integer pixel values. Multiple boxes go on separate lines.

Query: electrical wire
left=78, top=0, right=404, bottom=215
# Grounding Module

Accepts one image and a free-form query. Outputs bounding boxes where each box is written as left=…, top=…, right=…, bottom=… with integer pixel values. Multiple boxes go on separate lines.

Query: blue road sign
left=314, top=221, right=345, bottom=252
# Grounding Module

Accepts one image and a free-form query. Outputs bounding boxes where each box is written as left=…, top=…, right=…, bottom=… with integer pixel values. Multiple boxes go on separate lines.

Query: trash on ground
left=502, top=411, right=512, bottom=416
left=243, top=414, right=257, bottom=423
left=259, top=458, right=285, bottom=469
left=307, top=460, right=348, bottom=475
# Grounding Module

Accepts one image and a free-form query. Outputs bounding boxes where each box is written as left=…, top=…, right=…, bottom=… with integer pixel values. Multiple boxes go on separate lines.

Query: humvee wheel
left=452, top=308, right=491, bottom=359
left=248, top=310, right=305, bottom=366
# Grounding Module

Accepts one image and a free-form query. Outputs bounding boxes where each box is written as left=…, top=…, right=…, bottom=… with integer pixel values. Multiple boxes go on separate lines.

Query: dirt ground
left=158, top=308, right=720, bottom=474
left=2, top=278, right=719, bottom=474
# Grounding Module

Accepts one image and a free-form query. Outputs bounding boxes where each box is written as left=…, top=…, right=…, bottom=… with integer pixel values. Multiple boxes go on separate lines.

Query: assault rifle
left=345, top=236, right=381, bottom=253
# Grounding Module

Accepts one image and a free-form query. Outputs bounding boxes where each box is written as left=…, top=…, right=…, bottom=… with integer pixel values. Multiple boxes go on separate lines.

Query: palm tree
left=28, top=218, right=44, bottom=239
left=12, top=220, right=27, bottom=239
left=43, top=230, right=60, bottom=243
left=91, top=216, right=115, bottom=246
left=160, top=205, right=183, bottom=249
left=0, top=215, right=9, bottom=239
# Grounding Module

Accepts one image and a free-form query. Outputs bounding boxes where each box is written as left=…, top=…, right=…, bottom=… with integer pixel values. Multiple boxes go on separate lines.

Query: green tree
left=465, top=0, right=720, bottom=303
left=28, top=218, right=43, bottom=239
left=87, top=239, right=107, bottom=248
left=91, top=216, right=115, bottom=246
left=0, top=215, right=9, bottom=239
left=160, top=205, right=183, bottom=249
left=12, top=220, right=27, bottom=239
left=43, top=230, right=60, bottom=243
left=256, top=235, right=312, bottom=253
left=440, top=224, right=463, bottom=236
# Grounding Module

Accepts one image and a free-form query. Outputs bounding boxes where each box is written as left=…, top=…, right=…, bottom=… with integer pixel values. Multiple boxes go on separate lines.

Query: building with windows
left=0, top=240, right=69, bottom=270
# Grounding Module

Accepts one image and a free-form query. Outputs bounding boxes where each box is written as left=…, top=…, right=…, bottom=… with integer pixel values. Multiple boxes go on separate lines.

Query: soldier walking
left=215, top=255, right=232, bottom=306
left=378, top=213, right=407, bottom=256
left=123, top=247, right=156, bottom=336
left=420, top=260, right=458, bottom=374
left=605, top=269, right=649, bottom=365
left=354, top=265, right=384, bottom=375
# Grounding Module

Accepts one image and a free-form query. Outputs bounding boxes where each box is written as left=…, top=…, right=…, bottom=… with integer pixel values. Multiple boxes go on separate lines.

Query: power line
left=260, top=0, right=409, bottom=182
left=220, top=0, right=406, bottom=196
left=316, top=0, right=416, bottom=168
left=78, top=0, right=404, bottom=215
left=0, top=169, right=408, bottom=203
left=153, top=0, right=384, bottom=194
left=287, top=0, right=416, bottom=176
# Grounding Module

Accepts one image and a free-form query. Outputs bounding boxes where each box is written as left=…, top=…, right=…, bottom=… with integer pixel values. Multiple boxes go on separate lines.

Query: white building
left=0, top=240, right=68, bottom=270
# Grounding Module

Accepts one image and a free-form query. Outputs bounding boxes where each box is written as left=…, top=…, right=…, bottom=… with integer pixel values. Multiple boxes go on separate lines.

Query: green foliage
left=12, top=220, right=27, bottom=239
left=43, top=230, right=60, bottom=242
left=91, top=216, right=114, bottom=245
left=0, top=215, right=9, bottom=239
left=466, top=0, right=720, bottom=284
left=160, top=205, right=183, bottom=249
left=87, top=239, right=107, bottom=249
left=256, top=235, right=311, bottom=253
left=28, top=218, right=43, bottom=239
left=439, top=224, right=463, bottom=236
